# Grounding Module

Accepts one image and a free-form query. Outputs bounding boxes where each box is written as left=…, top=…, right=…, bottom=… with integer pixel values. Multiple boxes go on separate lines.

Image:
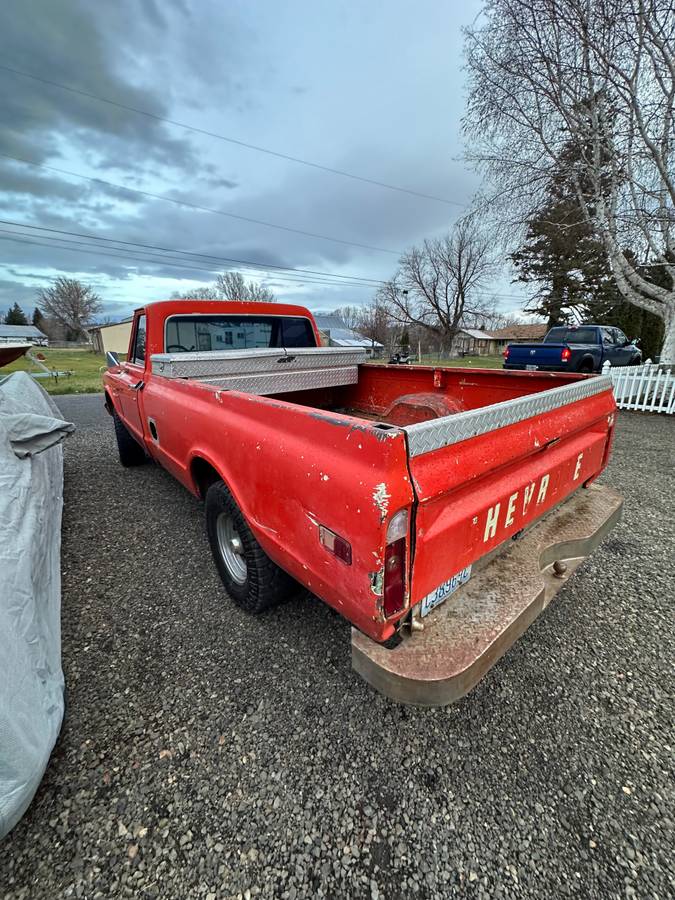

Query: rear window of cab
left=545, top=327, right=597, bottom=344
left=164, top=315, right=316, bottom=353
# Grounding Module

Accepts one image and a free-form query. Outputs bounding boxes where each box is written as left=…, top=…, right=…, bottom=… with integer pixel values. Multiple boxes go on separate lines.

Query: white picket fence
left=602, top=360, right=675, bottom=414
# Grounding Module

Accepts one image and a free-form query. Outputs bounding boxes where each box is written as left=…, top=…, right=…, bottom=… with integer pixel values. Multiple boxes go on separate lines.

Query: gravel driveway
left=1, top=396, right=673, bottom=899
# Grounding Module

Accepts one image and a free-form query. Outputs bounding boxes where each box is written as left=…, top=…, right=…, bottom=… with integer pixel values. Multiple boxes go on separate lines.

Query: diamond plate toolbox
left=150, top=346, right=366, bottom=379
left=205, top=366, right=359, bottom=395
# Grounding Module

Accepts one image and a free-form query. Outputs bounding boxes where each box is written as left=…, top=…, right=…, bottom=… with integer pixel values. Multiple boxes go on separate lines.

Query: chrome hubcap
left=216, top=513, right=247, bottom=585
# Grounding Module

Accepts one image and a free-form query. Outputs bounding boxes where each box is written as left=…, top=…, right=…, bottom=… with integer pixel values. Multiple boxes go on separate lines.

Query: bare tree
left=356, top=298, right=391, bottom=348
left=215, top=271, right=276, bottom=302
left=330, top=305, right=363, bottom=331
left=171, top=286, right=221, bottom=300
left=376, top=221, right=498, bottom=349
left=171, top=273, right=276, bottom=302
left=36, top=277, right=102, bottom=340
left=464, top=0, right=675, bottom=362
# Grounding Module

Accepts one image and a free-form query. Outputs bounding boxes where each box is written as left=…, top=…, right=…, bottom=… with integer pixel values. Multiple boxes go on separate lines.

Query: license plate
left=526, top=364, right=538, bottom=371
left=420, top=566, right=472, bottom=617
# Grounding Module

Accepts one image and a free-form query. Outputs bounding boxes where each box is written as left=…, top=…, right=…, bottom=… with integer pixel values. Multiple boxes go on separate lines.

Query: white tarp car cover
left=0, top=371, right=74, bottom=840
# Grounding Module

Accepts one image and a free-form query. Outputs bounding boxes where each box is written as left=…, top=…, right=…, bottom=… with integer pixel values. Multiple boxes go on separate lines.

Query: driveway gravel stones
left=1, top=397, right=673, bottom=899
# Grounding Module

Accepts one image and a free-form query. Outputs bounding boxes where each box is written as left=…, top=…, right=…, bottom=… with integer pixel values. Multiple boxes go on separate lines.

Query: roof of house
left=457, top=328, right=495, bottom=341
left=313, top=314, right=383, bottom=348
left=0, top=324, right=47, bottom=339
left=489, top=323, right=548, bottom=341
left=324, top=330, right=384, bottom=348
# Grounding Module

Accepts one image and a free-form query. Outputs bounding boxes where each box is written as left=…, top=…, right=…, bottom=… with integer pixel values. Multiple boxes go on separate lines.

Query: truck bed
left=151, top=346, right=603, bottom=427
left=262, top=365, right=610, bottom=430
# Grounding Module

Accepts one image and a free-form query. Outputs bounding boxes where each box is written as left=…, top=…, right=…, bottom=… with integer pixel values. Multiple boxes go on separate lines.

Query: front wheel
left=113, top=411, right=146, bottom=467
left=205, top=480, right=296, bottom=613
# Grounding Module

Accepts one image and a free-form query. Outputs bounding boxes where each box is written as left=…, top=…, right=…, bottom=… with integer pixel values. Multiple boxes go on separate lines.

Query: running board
left=351, top=483, right=623, bottom=707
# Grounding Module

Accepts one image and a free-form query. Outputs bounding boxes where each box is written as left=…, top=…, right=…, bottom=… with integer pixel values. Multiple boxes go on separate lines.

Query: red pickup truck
left=104, top=300, right=622, bottom=704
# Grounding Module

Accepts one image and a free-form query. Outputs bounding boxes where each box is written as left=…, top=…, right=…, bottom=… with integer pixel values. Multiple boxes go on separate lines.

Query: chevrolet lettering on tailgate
left=483, top=453, right=584, bottom=543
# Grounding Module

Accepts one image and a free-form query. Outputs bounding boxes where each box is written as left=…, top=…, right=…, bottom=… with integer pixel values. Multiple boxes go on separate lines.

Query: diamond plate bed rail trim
left=404, top=375, right=613, bottom=457
left=151, top=346, right=366, bottom=379
left=201, top=366, right=359, bottom=395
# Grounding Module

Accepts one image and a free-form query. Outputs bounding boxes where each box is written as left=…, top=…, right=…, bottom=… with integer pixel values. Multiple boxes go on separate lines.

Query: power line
left=0, top=228, right=534, bottom=302
left=0, top=232, right=371, bottom=291
left=0, top=225, right=535, bottom=300
left=0, top=231, right=377, bottom=290
left=0, top=63, right=467, bottom=209
left=0, top=231, right=364, bottom=288
left=0, top=223, right=533, bottom=301
left=0, top=153, right=400, bottom=256
left=0, top=219, right=386, bottom=286
left=0, top=219, right=384, bottom=286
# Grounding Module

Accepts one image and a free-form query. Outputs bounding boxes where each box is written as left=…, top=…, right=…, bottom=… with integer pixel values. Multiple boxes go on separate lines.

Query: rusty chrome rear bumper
left=351, top=483, right=623, bottom=707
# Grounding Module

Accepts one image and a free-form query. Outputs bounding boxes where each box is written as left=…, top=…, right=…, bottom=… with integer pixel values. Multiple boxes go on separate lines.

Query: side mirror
left=106, top=350, right=120, bottom=368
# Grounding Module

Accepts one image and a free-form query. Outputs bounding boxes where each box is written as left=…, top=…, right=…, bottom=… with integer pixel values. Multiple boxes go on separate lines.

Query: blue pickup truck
left=503, top=324, right=642, bottom=373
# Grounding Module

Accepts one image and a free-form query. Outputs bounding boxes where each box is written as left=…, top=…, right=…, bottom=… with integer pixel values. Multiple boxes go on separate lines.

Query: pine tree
left=32, top=306, right=46, bottom=330
left=511, top=146, right=613, bottom=327
left=5, top=302, right=29, bottom=325
left=512, top=143, right=665, bottom=357
left=399, top=327, right=411, bottom=351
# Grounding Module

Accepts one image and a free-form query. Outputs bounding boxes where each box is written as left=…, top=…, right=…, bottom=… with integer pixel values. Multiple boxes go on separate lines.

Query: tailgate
left=507, top=342, right=565, bottom=367
left=403, top=376, right=616, bottom=607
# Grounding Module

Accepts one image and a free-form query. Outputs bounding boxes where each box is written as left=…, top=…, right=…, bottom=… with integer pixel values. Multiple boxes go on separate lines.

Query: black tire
left=113, top=410, right=146, bottom=467
left=577, top=358, right=594, bottom=374
left=205, top=480, right=296, bottom=613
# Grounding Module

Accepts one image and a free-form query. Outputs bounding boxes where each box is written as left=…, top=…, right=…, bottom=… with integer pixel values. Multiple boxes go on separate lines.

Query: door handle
left=131, top=380, right=145, bottom=391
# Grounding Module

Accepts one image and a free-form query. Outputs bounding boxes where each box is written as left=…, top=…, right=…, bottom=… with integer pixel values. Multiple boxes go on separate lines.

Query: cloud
left=0, top=0, right=521, bottom=319
left=0, top=159, right=153, bottom=207
left=0, top=1, right=197, bottom=168
left=0, top=278, right=40, bottom=312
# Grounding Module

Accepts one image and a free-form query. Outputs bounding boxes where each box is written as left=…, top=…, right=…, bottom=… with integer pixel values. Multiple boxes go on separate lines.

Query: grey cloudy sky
left=0, top=0, right=526, bottom=320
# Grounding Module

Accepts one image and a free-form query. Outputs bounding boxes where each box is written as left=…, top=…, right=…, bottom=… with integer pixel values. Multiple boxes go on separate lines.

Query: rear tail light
left=561, top=347, right=571, bottom=362
left=503, top=347, right=510, bottom=359
left=383, top=510, right=409, bottom=617
left=383, top=539, right=406, bottom=616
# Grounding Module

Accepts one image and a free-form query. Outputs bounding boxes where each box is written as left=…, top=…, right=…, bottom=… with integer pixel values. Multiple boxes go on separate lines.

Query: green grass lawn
left=2, top=348, right=108, bottom=395
left=368, top=355, right=505, bottom=369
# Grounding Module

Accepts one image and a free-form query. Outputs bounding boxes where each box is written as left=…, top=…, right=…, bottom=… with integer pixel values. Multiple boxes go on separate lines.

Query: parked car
left=503, top=324, right=642, bottom=373
left=103, top=300, right=622, bottom=703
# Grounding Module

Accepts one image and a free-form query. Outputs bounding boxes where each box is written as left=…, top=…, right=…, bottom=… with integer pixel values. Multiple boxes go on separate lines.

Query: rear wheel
left=205, top=480, right=296, bottom=613
left=113, top=411, right=146, bottom=467
left=577, top=358, right=594, bottom=374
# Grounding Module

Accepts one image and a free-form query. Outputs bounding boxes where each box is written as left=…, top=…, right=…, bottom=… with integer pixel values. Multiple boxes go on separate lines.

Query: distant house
left=0, top=324, right=48, bottom=346
left=487, top=324, right=548, bottom=354
left=452, top=328, right=495, bottom=356
left=312, top=314, right=384, bottom=357
left=90, top=318, right=134, bottom=355
left=451, top=323, right=548, bottom=356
